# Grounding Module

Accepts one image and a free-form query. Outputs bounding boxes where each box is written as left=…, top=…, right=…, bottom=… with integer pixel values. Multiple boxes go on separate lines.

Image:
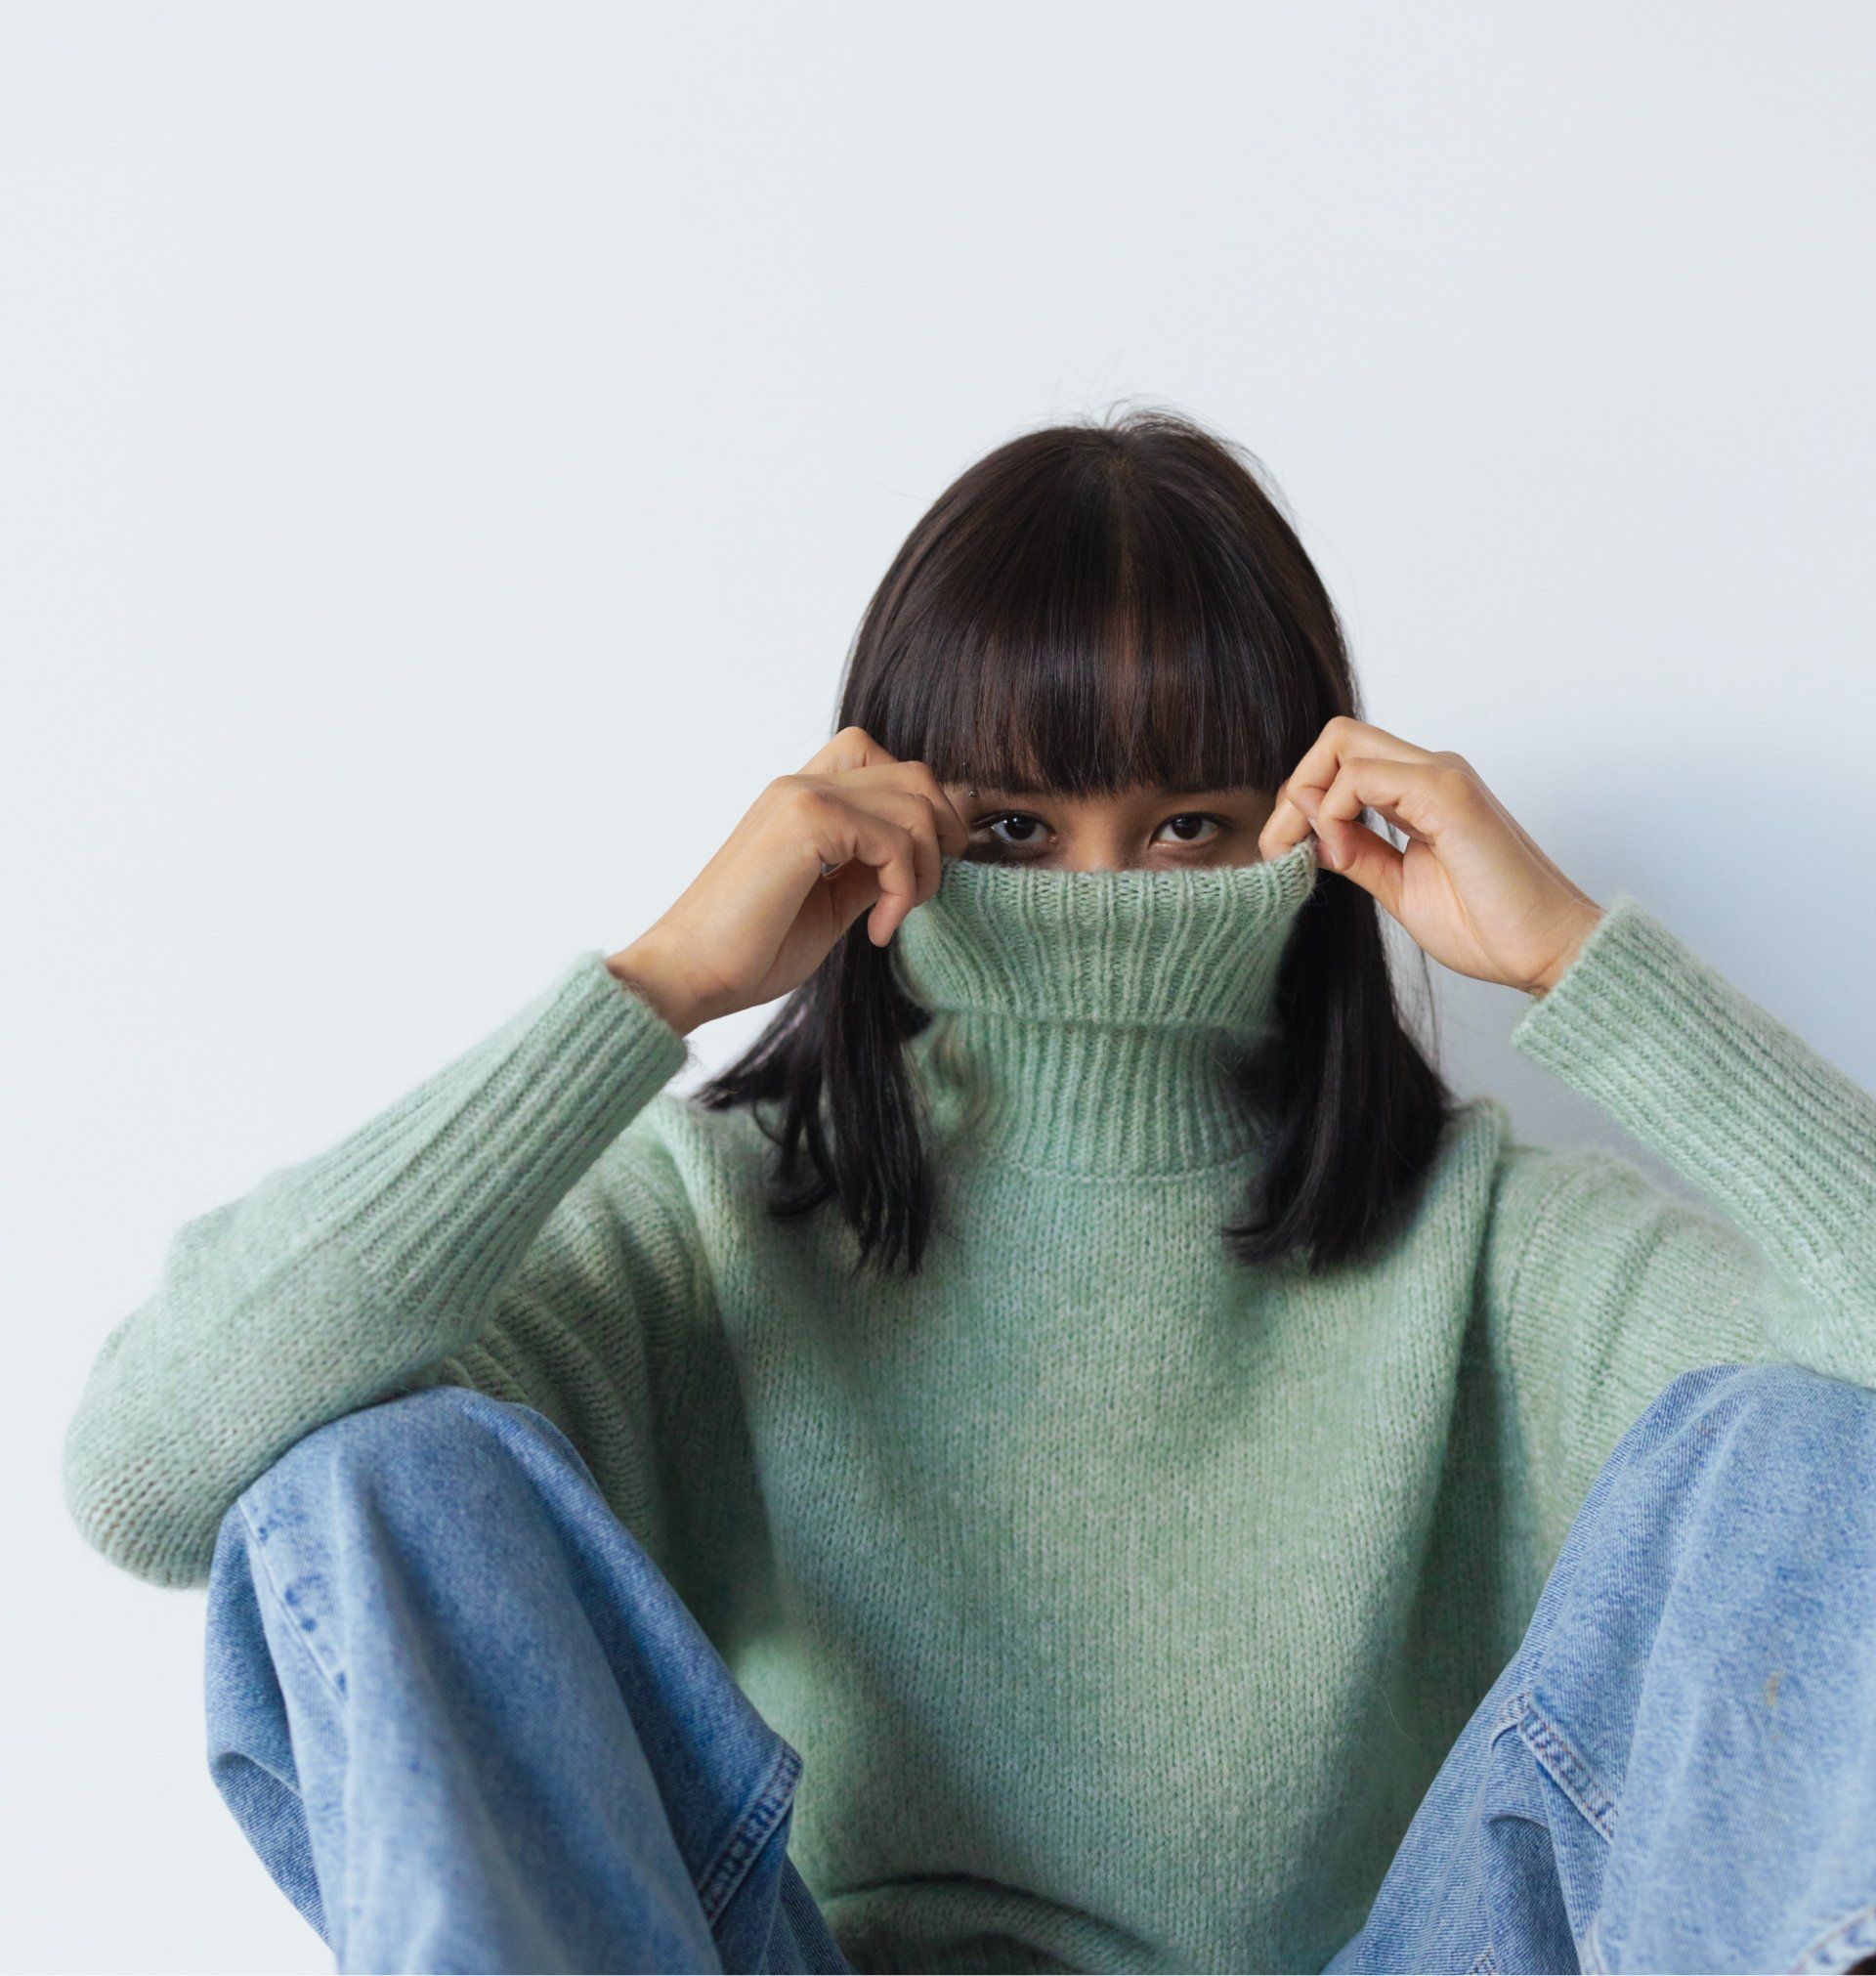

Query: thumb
left=1312, top=815, right=1404, bottom=917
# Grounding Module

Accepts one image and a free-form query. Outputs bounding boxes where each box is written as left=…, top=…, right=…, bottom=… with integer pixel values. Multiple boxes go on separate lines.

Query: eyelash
left=970, top=811, right=1227, bottom=854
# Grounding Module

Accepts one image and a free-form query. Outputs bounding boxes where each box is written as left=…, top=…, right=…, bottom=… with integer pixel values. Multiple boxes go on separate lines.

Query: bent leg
left=203, top=1382, right=851, bottom=1975
left=1327, top=1363, right=1876, bottom=1975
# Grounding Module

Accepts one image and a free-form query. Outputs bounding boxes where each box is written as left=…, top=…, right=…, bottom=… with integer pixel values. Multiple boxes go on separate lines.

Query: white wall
left=5, top=5, right=1871, bottom=1969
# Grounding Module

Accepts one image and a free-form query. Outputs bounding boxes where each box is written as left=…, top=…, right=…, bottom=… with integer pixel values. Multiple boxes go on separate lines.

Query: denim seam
left=1581, top=1909, right=1609, bottom=1975
left=233, top=1496, right=368, bottom=1959
left=237, top=1497, right=349, bottom=1709
left=1788, top=1899, right=1876, bottom=1974
left=1514, top=1691, right=1619, bottom=1844
left=695, top=1739, right=803, bottom=1927
left=1465, top=1943, right=1498, bottom=1974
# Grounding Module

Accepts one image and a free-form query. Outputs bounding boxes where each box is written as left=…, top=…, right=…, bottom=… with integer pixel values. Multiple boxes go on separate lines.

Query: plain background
left=5, top=5, right=1873, bottom=1970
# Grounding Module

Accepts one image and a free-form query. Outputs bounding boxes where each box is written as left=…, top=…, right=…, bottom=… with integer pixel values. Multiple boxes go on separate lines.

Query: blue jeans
left=205, top=1365, right=1876, bottom=1974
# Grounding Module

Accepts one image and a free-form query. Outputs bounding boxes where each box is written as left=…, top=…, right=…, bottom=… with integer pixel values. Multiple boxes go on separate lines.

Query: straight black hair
left=696, top=406, right=1459, bottom=1277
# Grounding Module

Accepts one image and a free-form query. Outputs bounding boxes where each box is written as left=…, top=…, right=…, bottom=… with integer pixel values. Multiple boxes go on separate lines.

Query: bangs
left=853, top=418, right=1331, bottom=799
left=704, top=410, right=1446, bottom=1282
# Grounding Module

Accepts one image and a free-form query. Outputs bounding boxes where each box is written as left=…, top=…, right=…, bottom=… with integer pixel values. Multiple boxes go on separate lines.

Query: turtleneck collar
left=889, top=837, right=1320, bottom=1177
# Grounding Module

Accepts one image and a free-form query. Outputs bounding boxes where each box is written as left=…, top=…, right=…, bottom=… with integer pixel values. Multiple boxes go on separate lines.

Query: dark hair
left=696, top=405, right=1459, bottom=1277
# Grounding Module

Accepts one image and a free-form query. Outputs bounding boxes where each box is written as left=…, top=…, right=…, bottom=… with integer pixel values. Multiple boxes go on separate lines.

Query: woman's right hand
left=605, top=726, right=972, bottom=1036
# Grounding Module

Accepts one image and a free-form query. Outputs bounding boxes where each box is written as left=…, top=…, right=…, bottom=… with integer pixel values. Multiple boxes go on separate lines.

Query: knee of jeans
left=1643, top=1360, right=1876, bottom=1479
left=241, top=1381, right=530, bottom=1516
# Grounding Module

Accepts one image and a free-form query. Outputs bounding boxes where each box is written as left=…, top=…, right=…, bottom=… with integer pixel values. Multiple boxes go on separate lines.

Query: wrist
left=1524, top=899, right=1605, bottom=999
left=604, top=936, right=713, bottom=1038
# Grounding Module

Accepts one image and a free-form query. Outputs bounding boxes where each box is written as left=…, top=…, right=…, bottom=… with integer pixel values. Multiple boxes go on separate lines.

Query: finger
left=798, top=723, right=899, bottom=776
left=859, top=789, right=946, bottom=924
left=815, top=804, right=921, bottom=946
left=1359, top=802, right=1428, bottom=845
left=1258, top=793, right=1316, bottom=860
left=1278, top=715, right=1443, bottom=820
left=810, top=786, right=946, bottom=900
left=1306, top=753, right=1490, bottom=914
left=897, top=761, right=973, bottom=858
left=1260, top=718, right=1440, bottom=860
left=809, top=762, right=975, bottom=873
left=841, top=761, right=972, bottom=859
left=1315, top=753, right=1476, bottom=848
left=1314, top=814, right=1406, bottom=914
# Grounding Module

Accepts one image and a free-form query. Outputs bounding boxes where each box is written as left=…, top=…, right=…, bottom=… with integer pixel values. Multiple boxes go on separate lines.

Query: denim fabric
left=1326, top=1362, right=1876, bottom=1975
left=204, top=1383, right=853, bottom=1973
left=206, top=1365, right=1876, bottom=1974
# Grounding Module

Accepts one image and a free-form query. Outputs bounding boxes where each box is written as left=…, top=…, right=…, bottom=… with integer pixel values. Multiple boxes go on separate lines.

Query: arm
left=66, top=726, right=982, bottom=1594
left=63, top=952, right=703, bottom=1590
left=1483, top=891, right=1876, bottom=1558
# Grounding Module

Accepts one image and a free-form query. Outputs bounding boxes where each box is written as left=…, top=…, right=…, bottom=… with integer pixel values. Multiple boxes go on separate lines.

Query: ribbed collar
left=889, top=837, right=1320, bottom=1177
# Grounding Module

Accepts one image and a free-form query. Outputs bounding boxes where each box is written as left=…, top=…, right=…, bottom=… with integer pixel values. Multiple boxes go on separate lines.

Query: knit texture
left=64, top=838, right=1876, bottom=1974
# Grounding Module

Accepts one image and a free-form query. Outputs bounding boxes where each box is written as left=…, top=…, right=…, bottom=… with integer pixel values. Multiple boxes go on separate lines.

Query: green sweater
left=64, top=838, right=1876, bottom=1975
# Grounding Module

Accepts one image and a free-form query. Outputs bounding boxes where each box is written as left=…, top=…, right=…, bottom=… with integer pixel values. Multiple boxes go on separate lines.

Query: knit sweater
left=64, top=837, right=1876, bottom=1975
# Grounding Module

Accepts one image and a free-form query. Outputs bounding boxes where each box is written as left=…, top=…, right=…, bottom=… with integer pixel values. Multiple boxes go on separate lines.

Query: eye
left=970, top=810, right=1053, bottom=859
left=1154, top=812, right=1224, bottom=848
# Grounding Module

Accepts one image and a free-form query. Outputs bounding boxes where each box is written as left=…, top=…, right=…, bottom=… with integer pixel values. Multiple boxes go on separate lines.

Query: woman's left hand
left=1258, top=715, right=1605, bottom=997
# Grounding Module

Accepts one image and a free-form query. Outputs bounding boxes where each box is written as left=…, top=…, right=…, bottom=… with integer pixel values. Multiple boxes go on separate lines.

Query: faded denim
left=206, top=1364, right=1876, bottom=1973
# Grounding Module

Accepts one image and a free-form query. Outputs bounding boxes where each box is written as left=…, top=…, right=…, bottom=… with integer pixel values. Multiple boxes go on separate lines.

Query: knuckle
left=795, top=784, right=841, bottom=827
left=910, top=789, right=941, bottom=827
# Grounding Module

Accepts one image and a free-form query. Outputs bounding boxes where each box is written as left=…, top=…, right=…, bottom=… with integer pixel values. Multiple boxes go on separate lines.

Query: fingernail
left=1314, top=829, right=1339, bottom=869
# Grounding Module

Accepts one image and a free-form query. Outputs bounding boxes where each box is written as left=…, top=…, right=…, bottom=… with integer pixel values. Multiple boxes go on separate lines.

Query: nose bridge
left=1056, top=794, right=1151, bottom=870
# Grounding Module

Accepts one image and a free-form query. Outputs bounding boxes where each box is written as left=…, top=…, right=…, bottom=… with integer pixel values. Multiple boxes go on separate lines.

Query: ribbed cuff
left=1510, top=893, right=1876, bottom=1293
left=288, top=951, right=692, bottom=1321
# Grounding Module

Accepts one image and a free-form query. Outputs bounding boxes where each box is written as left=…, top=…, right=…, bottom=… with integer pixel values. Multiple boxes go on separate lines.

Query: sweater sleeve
left=1480, top=891, right=1876, bottom=1562
left=63, top=951, right=703, bottom=1590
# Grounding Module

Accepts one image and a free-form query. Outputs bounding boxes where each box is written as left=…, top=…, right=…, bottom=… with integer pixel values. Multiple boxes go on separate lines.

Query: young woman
left=65, top=410, right=1876, bottom=1976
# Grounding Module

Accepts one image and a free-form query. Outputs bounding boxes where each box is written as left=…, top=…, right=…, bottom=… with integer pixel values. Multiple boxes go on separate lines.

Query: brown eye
left=968, top=811, right=1051, bottom=860
left=991, top=813, right=1044, bottom=844
left=1155, top=813, right=1223, bottom=846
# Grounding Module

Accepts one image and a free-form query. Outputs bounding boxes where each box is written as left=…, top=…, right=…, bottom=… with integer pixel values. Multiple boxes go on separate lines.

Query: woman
left=64, top=409, right=1876, bottom=1975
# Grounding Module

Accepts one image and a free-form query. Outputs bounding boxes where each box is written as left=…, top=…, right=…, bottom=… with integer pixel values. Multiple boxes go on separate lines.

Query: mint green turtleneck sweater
left=64, top=838, right=1876, bottom=1974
